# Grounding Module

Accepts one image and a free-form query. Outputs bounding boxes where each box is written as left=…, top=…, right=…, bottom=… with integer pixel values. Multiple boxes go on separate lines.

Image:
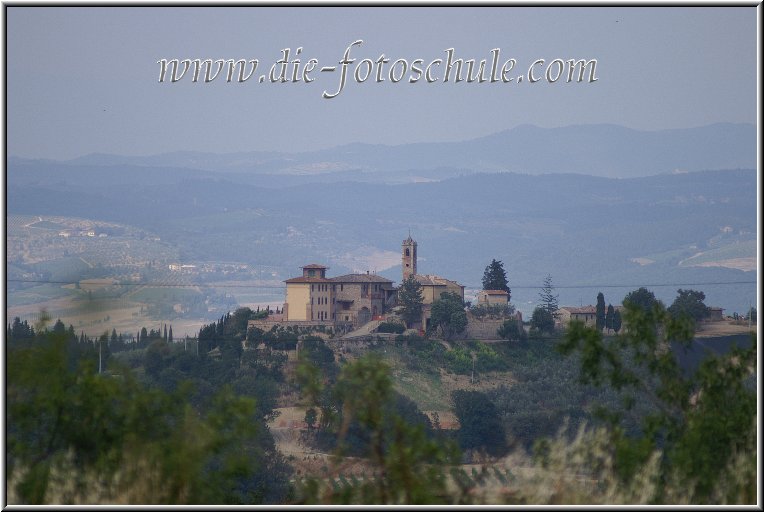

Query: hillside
left=6, top=165, right=757, bottom=317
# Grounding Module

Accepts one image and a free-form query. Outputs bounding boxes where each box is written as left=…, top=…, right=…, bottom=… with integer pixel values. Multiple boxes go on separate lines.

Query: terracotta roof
left=413, top=274, right=463, bottom=287
left=330, top=273, right=393, bottom=283
left=301, top=263, right=328, bottom=269
left=480, top=290, right=509, bottom=295
left=284, top=277, right=330, bottom=283
left=561, top=306, right=597, bottom=314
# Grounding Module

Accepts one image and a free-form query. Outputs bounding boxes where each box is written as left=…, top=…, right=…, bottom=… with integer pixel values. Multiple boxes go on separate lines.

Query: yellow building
left=283, top=264, right=332, bottom=322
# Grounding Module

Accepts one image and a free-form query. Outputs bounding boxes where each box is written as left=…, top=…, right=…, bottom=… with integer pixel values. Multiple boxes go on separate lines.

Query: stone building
left=331, top=273, right=396, bottom=325
left=402, top=234, right=417, bottom=281
left=400, top=235, right=465, bottom=329
left=557, top=305, right=598, bottom=328
left=476, top=289, right=509, bottom=306
left=278, top=234, right=464, bottom=331
left=282, top=264, right=396, bottom=328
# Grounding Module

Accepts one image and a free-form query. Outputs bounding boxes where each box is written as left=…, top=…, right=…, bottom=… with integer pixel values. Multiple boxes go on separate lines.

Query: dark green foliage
left=469, top=303, right=515, bottom=319
left=452, top=390, right=508, bottom=457
left=668, top=288, right=709, bottom=324
left=557, top=302, right=756, bottom=503
left=304, top=408, right=318, bottom=430
left=613, top=309, right=622, bottom=333
left=529, top=307, right=555, bottom=335
left=398, top=275, right=424, bottom=328
left=497, top=318, right=526, bottom=342
left=263, top=327, right=297, bottom=351
left=296, top=354, right=459, bottom=504
left=8, top=317, right=35, bottom=340
left=6, top=329, right=292, bottom=504
left=605, top=304, right=615, bottom=332
left=429, top=292, right=467, bottom=340
left=596, top=292, right=606, bottom=331
left=299, top=336, right=338, bottom=383
left=144, top=339, right=171, bottom=378
left=623, top=287, right=662, bottom=313
left=377, top=321, right=406, bottom=334
left=482, top=259, right=510, bottom=300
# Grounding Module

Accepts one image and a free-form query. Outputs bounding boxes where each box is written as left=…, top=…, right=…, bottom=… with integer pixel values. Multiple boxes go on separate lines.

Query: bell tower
left=402, top=233, right=417, bottom=281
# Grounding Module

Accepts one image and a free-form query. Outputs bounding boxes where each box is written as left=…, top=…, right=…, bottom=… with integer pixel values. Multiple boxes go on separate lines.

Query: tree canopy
left=452, top=390, right=509, bottom=458
left=482, top=259, right=510, bottom=300
left=596, top=292, right=606, bottom=331
left=558, top=301, right=756, bottom=503
left=398, top=275, right=424, bottom=328
left=667, top=288, right=709, bottom=324
left=429, top=292, right=467, bottom=340
left=623, top=287, right=662, bottom=314
left=529, top=307, right=555, bottom=335
left=497, top=318, right=526, bottom=343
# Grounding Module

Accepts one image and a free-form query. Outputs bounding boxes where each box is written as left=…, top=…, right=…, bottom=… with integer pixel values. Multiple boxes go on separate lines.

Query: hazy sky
left=5, top=6, right=758, bottom=160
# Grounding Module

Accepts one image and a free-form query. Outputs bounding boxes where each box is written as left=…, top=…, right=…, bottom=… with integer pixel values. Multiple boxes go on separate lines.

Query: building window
left=405, top=248, right=410, bottom=256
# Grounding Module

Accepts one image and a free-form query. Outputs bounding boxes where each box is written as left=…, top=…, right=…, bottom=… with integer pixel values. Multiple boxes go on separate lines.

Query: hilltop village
left=249, top=234, right=521, bottom=340
left=245, top=234, right=735, bottom=343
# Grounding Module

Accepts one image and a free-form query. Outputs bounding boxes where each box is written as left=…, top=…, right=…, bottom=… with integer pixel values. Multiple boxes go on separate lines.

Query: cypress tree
left=596, top=292, right=606, bottom=331
left=605, top=304, right=615, bottom=332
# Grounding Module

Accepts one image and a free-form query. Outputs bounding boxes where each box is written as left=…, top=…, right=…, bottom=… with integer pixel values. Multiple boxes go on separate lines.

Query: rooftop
left=480, top=290, right=509, bottom=295
left=413, top=274, right=463, bottom=287
left=284, top=276, right=330, bottom=284
left=561, top=306, right=597, bottom=314
left=330, top=273, right=394, bottom=284
left=301, top=263, right=328, bottom=269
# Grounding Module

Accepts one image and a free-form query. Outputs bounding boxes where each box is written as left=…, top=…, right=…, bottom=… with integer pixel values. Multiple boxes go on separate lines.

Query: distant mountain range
left=10, top=122, right=756, bottom=183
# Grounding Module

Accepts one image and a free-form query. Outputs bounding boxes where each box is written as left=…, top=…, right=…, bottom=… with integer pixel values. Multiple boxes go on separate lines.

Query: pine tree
left=538, top=274, right=559, bottom=315
left=482, top=260, right=510, bottom=300
left=596, top=292, right=606, bottom=331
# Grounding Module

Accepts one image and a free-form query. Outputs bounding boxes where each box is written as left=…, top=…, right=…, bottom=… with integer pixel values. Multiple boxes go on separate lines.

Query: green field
left=679, top=239, right=756, bottom=266
left=6, top=283, right=75, bottom=307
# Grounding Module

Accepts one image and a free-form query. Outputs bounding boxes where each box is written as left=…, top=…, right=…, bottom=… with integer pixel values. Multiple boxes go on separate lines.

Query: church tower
left=402, top=233, right=417, bottom=282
